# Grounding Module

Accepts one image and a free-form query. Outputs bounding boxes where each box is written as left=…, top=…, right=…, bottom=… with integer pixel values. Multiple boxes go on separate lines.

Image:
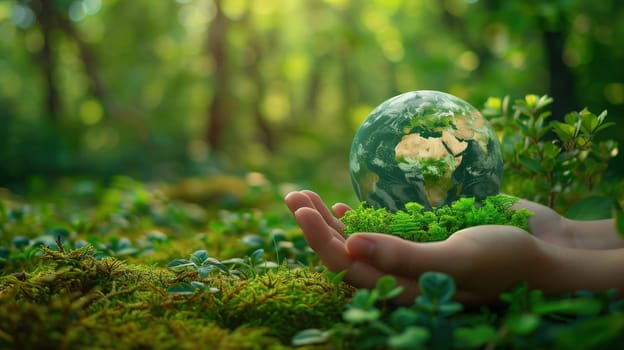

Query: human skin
left=284, top=190, right=624, bottom=305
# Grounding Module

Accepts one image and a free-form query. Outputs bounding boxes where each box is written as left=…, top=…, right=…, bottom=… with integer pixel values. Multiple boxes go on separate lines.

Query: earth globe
left=349, top=90, right=504, bottom=211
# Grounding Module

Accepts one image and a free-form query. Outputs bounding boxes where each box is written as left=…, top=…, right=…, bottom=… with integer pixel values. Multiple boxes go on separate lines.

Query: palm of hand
left=285, top=191, right=557, bottom=304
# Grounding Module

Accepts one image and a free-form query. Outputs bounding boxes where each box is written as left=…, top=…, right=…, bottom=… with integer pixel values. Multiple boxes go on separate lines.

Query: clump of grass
left=341, top=194, right=533, bottom=242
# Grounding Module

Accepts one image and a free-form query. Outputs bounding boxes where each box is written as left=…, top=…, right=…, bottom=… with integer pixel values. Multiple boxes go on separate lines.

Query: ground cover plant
left=1, top=95, right=624, bottom=349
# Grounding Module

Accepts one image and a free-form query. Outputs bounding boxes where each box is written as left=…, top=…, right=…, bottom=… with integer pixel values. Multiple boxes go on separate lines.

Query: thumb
left=345, top=233, right=455, bottom=278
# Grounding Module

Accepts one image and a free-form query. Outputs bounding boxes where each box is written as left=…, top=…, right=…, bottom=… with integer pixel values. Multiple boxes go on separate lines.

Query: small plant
left=166, top=248, right=280, bottom=294
left=293, top=272, right=624, bottom=349
left=292, top=272, right=463, bottom=349
left=482, top=94, right=618, bottom=211
left=341, top=194, right=533, bottom=241
left=167, top=249, right=228, bottom=279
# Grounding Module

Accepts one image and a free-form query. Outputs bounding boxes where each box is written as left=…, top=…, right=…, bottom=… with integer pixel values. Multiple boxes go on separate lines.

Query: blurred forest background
left=1, top=0, right=624, bottom=201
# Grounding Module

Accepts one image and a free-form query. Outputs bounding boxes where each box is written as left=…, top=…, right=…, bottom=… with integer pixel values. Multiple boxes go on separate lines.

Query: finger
left=345, top=234, right=493, bottom=305
left=284, top=191, right=315, bottom=213
left=294, top=207, right=348, bottom=271
left=301, top=190, right=346, bottom=233
left=345, top=233, right=456, bottom=278
left=331, top=203, right=352, bottom=219
left=285, top=191, right=345, bottom=243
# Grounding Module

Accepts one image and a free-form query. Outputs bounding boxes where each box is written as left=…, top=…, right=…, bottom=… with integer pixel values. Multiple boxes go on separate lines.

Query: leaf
left=612, top=201, right=624, bottom=238
left=376, top=276, right=404, bottom=300
left=258, top=261, right=279, bottom=269
left=518, top=154, right=544, bottom=173
left=115, top=247, right=139, bottom=256
left=388, top=326, right=430, bottom=349
left=291, top=329, right=329, bottom=346
left=565, top=196, right=615, bottom=220
left=190, top=250, right=209, bottom=265
left=350, top=289, right=376, bottom=308
left=551, top=121, right=575, bottom=142
left=556, top=314, right=624, bottom=350
left=343, top=308, right=381, bottom=324
left=197, top=264, right=214, bottom=278
left=453, top=325, right=497, bottom=348
left=532, top=298, right=603, bottom=316
left=595, top=121, right=615, bottom=133
left=524, top=94, right=538, bottom=108
left=389, top=307, right=421, bottom=329
left=166, top=281, right=205, bottom=295
left=242, top=234, right=265, bottom=247
left=436, top=301, right=463, bottom=316
left=418, top=272, right=456, bottom=303
left=221, top=257, right=246, bottom=265
left=505, top=313, right=541, bottom=335
left=167, top=258, right=194, bottom=269
left=204, top=257, right=228, bottom=272
left=326, top=270, right=347, bottom=285
left=249, top=248, right=264, bottom=262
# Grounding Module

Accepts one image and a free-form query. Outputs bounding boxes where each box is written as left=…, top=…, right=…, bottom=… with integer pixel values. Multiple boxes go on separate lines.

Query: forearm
left=534, top=242, right=624, bottom=297
left=564, top=218, right=624, bottom=249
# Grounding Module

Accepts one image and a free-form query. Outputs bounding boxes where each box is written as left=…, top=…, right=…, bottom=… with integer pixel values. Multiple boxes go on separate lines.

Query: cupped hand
left=284, top=190, right=556, bottom=305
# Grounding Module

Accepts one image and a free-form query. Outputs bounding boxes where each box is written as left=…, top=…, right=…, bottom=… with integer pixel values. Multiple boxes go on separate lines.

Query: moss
left=0, top=245, right=352, bottom=349
left=341, top=194, right=533, bottom=242
left=215, top=268, right=355, bottom=343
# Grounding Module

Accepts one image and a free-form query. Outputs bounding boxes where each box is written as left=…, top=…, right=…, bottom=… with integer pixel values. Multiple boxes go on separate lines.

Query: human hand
left=284, top=190, right=560, bottom=304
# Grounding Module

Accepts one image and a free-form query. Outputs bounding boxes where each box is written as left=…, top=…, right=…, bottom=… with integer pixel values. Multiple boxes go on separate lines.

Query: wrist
left=532, top=243, right=624, bottom=296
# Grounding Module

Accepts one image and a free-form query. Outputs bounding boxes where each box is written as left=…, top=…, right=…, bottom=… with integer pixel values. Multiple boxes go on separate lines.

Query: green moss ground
left=1, top=175, right=623, bottom=349
left=0, top=176, right=353, bottom=349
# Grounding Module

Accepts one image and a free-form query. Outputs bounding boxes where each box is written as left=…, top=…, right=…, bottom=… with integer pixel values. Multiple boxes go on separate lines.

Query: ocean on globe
left=349, top=90, right=503, bottom=211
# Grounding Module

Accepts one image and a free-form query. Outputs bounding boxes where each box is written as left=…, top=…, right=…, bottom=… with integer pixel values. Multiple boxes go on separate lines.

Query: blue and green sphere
left=349, top=90, right=504, bottom=211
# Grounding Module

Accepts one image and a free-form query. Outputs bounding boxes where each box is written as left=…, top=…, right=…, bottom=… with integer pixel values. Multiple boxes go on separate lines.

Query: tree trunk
left=205, top=0, right=230, bottom=152
left=31, top=0, right=60, bottom=121
left=542, top=29, right=578, bottom=120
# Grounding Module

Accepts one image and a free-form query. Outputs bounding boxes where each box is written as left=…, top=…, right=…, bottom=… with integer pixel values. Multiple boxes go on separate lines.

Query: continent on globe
left=349, top=90, right=504, bottom=211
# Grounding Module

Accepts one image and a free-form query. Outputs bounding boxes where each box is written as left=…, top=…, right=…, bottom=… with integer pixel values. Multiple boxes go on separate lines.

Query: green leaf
left=505, top=313, right=541, bottom=335
left=389, top=307, right=421, bottom=329
left=418, top=272, right=456, bottom=302
left=291, top=329, right=329, bottom=346
left=556, top=314, right=624, bottom=350
left=167, top=258, right=194, bottom=269
left=197, top=264, right=214, bottom=278
left=326, top=270, right=347, bottom=285
left=343, top=308, right=381, bottom=324
left=388, top=326, right=430, bottom=349
left=518, top=154, right=544, bottom=173
left=350, top=289, right=379, bottom=309
left=249, top=248, right=264, bottom=262
left=453, top=325, right=497, bottom=348
left=436, top=301, right=463, bottom=316
left=565, top=196, right=615, bottom=220
left=376, top=276, right=404, bottom=300
left=533, top=298, right=603, bottom=316
left=166, top=281, right=211, bottom=295
left=613, top=201, right=624, bottom=238
left=190, top=250, right=209, bottom=265
left=551, top=121, right=575, bottom=142
left=204, top=257, right=227, bottom=271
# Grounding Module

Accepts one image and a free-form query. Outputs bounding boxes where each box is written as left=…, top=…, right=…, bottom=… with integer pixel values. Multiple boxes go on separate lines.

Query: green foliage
left=294, top=273, right=624, bottom=349
left=3, top=0, right=624, bottom=190
left=341, top=194, right=533, bottom=241
left=483, top=94, right=619, bottom=213
left=0, top=176, right=358, bottom=349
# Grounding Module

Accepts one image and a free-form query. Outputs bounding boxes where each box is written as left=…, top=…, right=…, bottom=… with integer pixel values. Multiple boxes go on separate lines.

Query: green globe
left=349, top=90, right=503, bottom=211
